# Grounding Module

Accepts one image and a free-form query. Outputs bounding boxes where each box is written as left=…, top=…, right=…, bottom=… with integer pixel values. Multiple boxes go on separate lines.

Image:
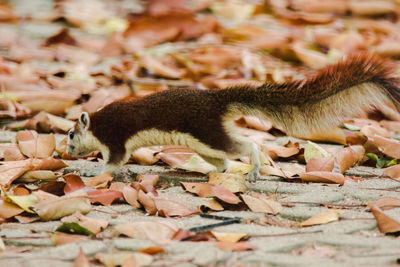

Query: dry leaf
left=215, top=241, right=255, bottom=251
left=18, top=170, right=57, bottom=182
left=63, top=174, right=85, bottom=194
left=115, top=221, right=178, bottom=243
left=154, top=197, right=198, bottom=217
left=306, top=157, right=334, bottom=172
left=74, top=248, right=91, bottom=267
left=62, top=212, right=108, bottom=234
left=0, top=200, right=24, bottom=219
left=52, top=232, right=89, bottom=246
left=211, top=232, right=248, bottom=243
left=300, top=209, right=340, bottom=227
left=226, top=160, right=252, bottom=175
left=367, top=197, right=400, bottom=210
left=0, top=159, right=33, bottom=188
left=138, top=190, right=157, bottom=214
left=137, top=246, right=165, bottom=255
left=369, top=134, right=400, bottom=159
left=300, top=171, right=345, bottom=185
left=208, top=172, right=246, bottom=193
left=0, top=143, right=25, bottom=161
left=95, top=252, right=152, bottom=267
left=87, top=189, right=123, bottom=205
left=84, top=172, right=113, bottom=188
left=137, top=174, right=159, bottom=187
left=304, top=141, right=330, bottom=163
left=370, top=205, right=400, bottom=235
left=261, top=144, right=300, bottom=160
left=241, top=194, right=282, bottom=214
left=180, top=182, right=241, bottom=204
left=383, top=164, right=400, bottom=178
left=33, top=194, right=91, bottom=221
left=17, top=130, right=55, bottom=158
left=122, top=186, right=141, bottom=208
left=130, top=146, right=161, bottom=165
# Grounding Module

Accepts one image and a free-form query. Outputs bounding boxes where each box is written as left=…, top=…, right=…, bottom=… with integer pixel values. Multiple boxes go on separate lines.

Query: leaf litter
left=0, top=0, right=400, bottom=264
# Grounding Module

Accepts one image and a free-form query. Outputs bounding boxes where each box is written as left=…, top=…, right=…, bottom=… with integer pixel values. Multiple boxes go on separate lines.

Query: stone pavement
left=1, top=135, right=400, bottom=266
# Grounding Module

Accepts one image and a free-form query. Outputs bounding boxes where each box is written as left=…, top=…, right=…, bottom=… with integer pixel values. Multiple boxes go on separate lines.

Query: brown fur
left=68, top=54, right=400, bottom=181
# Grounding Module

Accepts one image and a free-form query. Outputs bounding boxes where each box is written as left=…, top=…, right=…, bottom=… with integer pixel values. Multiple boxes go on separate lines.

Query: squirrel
left=66, top=54, right=400, bottom=182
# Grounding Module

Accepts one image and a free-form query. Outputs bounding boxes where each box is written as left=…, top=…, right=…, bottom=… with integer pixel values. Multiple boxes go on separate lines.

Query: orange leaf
left=241, top=194, right=282, bottom=214
left=215, top=241, right=255, bottom=251
left=87, top=189, right=122, bottom=205
left=367, top=197, right=400, bottom=211
left=369, top=134, right=400, bottom=159
left=370, top=205, right=400, bottom=235
left=0, top=159, right=33, bottom=188
left=138, top=190, right=157, bottom=214
left=180, top=182, right=241, bottom=204
left=137, top=246, right=166, bottom=255
left=383, top=164, right=400, bottom=178
left=84, top=173, right=113, bottom=188
left=122, top=186, right=141, bottom=208
left=63, top=174, right=85, bottom=194
left=74, top=248, right=91, bottom=267
left=52, top=232, right=88, bottom=246
left=300, top=171, right=345, bottom=185
left=154, top=197, right=198, bottom=217
left=137, top=174, right=159, bottom=187
left=306, top=157, right=334, bottom=172
left=300, top=209, right=340, bottom=227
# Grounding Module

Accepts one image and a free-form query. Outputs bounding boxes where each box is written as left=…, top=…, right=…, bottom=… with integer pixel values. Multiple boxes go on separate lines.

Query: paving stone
left=23, top=240, right=108, bottom=261
left=113, top=238, right=156, bottom=251
left=0, top=258, right=73, bottom=267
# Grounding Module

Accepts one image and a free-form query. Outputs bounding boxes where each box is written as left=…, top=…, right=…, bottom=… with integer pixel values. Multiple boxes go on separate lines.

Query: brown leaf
left=208, top=172, right=246, bottom=193
left=74, top=248, right=91, bottom=267
left=140, top=55, right=186, bottom=79
left=18, top=170, right=57, bottom=182
left=300, top=171, right=345, bottom=185
left=130, top=146, right=162, bottom=165
left=45, top=28, right=77, bottom=46
left=137, top=246, right=166, bottom=255
left=122, top=186, right=141, bottom=208
left=383, top=164, right=400, bottom=178
left=32, top=158, right=68, bottom=171
left=137, top=190, right=157, bottom=214
left=262, top=144, right=300, bottom=160
left=137, top=174, right=159, bottom=187
left=380, top=120, right=400, bottom=133
left=215, top=241, right=255, bottom=251
left=369, top=134, right=400, bottom=159
left=0, top=200, right=24, bottom=219
left=115, top=221, right=178, bottom=243
left=12, top=184, right=30, bottom=196
left=87, top=189, right=123, bottom=205
left=84, top=173, right=113, bottom=188
left=95, top=252, right=152, bottom=267
left=211, top=232, right=248, bottom=243
left=16, top=130, right=55, bottom=158
left=0, top=159, right=33, bottom=188
left=154, top=197, right=198, bottom=217
left=180, top=182, right=241, bottom=204
left=306, top=157, right=334, bottom=172
left=361, top=125, right=391, bottom=139
left=241, top=194, right=282, bottom=214
left=300, top=209, right=340, bottom=227
left=367, top=197, right=400, bottom=211
left=63, top=174, right=85, bottom=194
left=0, top=143, right=25, bottom=161
left=200, top=198, right=224, bottom=212
left=334, top=146, right=365, bottom=173
left=52, top=232, right=88, bottom=246
left=370, top=205, right=400, bottom=235
left=33, top=193, right=91, bottom=221
left=62, top=212, right=108, bottom=234
left=297, top=127, right=346, bottom=145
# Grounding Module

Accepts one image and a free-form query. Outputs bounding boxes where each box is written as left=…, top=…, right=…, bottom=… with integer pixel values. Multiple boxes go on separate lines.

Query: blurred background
left=1, top=0, right=400, bottom=130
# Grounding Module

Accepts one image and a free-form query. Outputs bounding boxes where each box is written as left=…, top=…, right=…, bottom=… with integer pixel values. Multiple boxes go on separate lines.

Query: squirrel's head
left=66, top=112, right=94, bottom=156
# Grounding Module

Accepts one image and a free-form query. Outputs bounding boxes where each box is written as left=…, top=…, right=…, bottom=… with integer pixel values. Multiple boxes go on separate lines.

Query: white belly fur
left=125, top=129, right=228, bottom=159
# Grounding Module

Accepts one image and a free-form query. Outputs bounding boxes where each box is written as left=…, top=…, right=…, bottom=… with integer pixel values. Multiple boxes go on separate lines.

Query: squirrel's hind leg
left=227, top=134, right=261, bottom=183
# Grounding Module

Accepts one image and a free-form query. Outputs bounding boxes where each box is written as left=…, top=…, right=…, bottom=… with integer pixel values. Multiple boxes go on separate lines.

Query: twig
left=188, top=214, right=242, bottom=232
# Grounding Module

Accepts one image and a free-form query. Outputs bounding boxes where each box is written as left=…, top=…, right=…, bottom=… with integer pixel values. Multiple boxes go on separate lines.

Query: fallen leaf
left=334, top=146, right=365, bottom=173
left=383, top=164, right=400, bottom=178
left=138, top=190, right=157, bottom=214
left=180, top=182, right=241, bottom=204
left=300, top=171, right=345, bottom=185
left=0, top=199, right=24, bottom=219
left=32, top=158, right=68, bottom=171
left=261, top=144, right=300, bottom=160
left=304, top=141, right=331, bottom=163
left=226, top=160, right=252, bottom=175
left=115, top=221, right=178, bottom=243
left=300, top=209, right=340, bottom=227
left=63, top=174, right=85, bottom=194
left=87, top=189, right=123, bottom=205
left=62, top=212, right=108, bottom=234
left=95, top=252, right=152, bottom=267
left=215, top=241, right=255, bottom=251
left=369, top=134, right=400, bottom=159
left=52, top=232, right=88, bottom=246
left=137, top=174, right=159, bottom=187
left=12, top=185, right=30, bottom=196
left=18, top=170, right=57, bottom=182
left=84, top=172, right=113, bottom=188
left=3, top=192, right=38, bottom=213
left=154, top=197, right=198, bottom=217
left=137, top=246, right=166, bottom=255
left=0, top=143, right=25, bottom=161
left=74, top=248, right=91, bottom=267
left=57, top=222, right=94, bottom=236
left=122, top=186, right=141, bottom=208
left=0, top=159, right=33, bottom=188
left=200, top=198, right=225, bottom=212
left=211, top=232, right=248, bottom=243
left=241, top=194, right=282, bottom=214
left=208, top=172, right=246, bottom=193
left=33, top=194, right=91, bottom=221
left=361, top=125, right=391, bottom=139
left=297, top=127, right=346, bottom=145
left=370, top=205, right=400, bottom=235
left=367, top=197, right=400, bottom=210
left=306, top=157, right=334, bottom=172
left=16, top=130, right=55, bottom=158
left=130, top=146, right=161, bottom=165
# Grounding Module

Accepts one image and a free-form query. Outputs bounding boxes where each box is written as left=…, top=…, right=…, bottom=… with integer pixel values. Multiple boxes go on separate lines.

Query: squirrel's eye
left=68, top=131, right=74, bottom=140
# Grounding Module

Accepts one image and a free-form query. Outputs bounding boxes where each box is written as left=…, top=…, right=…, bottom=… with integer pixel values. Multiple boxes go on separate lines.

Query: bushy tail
left=260, top=54, right=400, bottom=135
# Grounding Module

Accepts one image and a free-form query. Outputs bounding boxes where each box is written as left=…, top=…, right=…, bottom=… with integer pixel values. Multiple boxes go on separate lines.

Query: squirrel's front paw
left=247, top=169, right=259, bottom=183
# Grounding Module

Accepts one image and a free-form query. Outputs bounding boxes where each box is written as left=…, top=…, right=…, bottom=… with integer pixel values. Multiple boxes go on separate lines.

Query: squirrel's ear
left=79, top=112, right=90, bottom=131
